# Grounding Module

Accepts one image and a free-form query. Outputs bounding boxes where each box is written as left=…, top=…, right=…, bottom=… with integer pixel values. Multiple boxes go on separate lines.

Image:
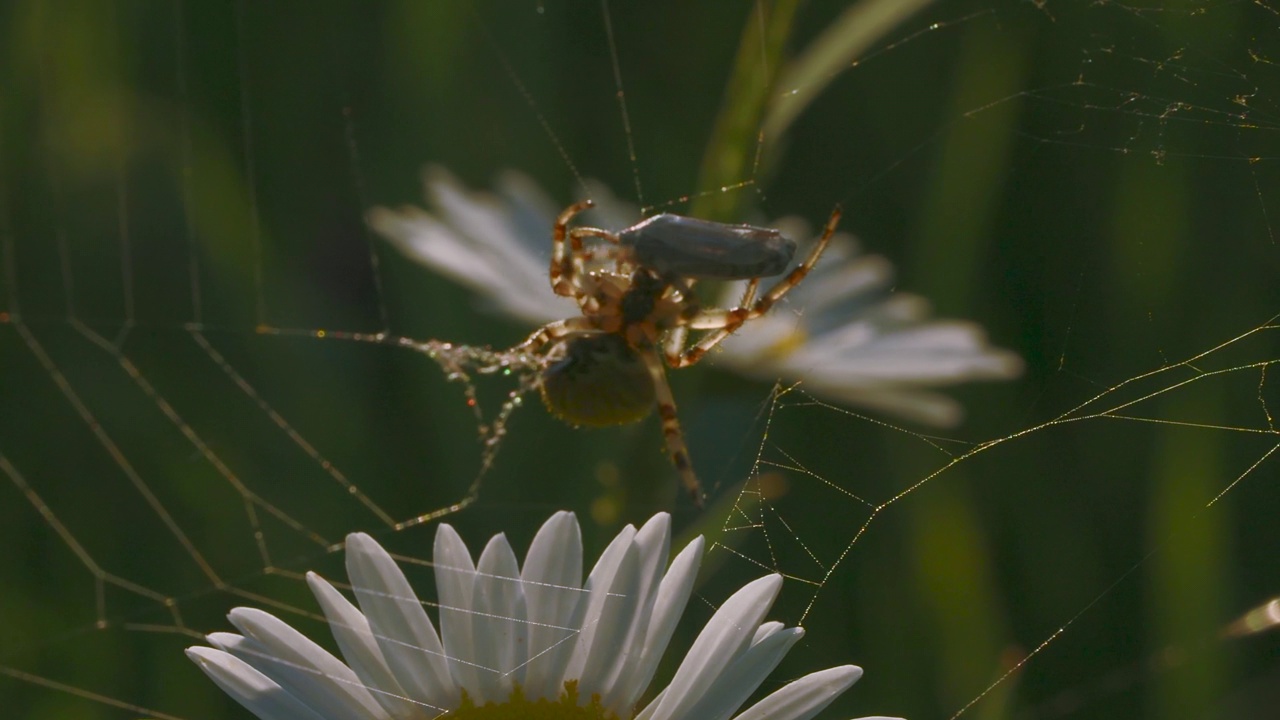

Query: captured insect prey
left=520, top=199, right=843, bottom=507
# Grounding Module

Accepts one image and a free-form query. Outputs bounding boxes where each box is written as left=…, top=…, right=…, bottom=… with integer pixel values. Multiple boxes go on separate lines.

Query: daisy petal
left=345, top=532, right=457, bottom=710
left=470, top=533, right=527, bottom=701
left=752, top=621, right=786, bottom=644
left=619, top=535, right=704, bottom=711
left=520, top=511, right=586, bottom=700
left=578, top=536, right=642, bottom=704
left=599, top=513, right=671, bottom=711
left=433, top=523, right=481, bottom=696
left=186, top=647, right=327, bottom=720
left=190, top=512, right=894, bottom=720
left=648, top=574, right=784, bottom=720
left=731, top=665, right=863, bottom=720
left=307, top=572, right=422, bottom=720
left=687, top=627, right=805, bottom=720
left=373, top=168, right=1023, bottom=427
left=563, top=523, right=637, bottom=681
left=225, top=608, right=390, bottom=720
left=209, top=627, right=358, bottom=717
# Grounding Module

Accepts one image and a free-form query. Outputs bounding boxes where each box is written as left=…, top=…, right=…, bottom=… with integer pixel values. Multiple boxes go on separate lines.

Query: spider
left=515, top=199, right=842, bottom=506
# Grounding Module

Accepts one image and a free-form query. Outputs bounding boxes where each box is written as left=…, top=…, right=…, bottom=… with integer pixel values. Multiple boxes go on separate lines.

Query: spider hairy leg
left=512, top=317, right=597, bottom=355
left=550, top=199, right=596, bottom=297
left=638, top=345, right=704, bottom=507
left=668, top=206, right=843, bottom=369
left=737, top=277, right=761, bottom=307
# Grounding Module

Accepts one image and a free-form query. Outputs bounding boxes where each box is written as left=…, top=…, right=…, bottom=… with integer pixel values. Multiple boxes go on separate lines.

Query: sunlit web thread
left=321, top=0, right=392, bottom=335
left=0, top=453, right=180, bottom=631
left=703, top=324, right=1280, bottom=719
left=206, top=3, right=586, bottom=524
left=747, top=0, right=772, bottom=187
left=715, top=382, right=790, bottom=573
left=718, top=320, right=1280, bottom=709
left=600, top=0, right=646, bottom=210
left=784, top=320, right=1280, bottom=623
left=2, top=72, right=228, bottom=589
left=168, top=2, right=498, bottom=535
left=0, top=667, right=188, bottom=720
left=714, top=381, right=954, bottom=585
left=6, top=6, right=1280, bottom=719
left=252, top=323, right=549, bottom=529
left=638, top=180, right=758, bottom=216
left=188, top=328, right=399, bottom=530
left=15, top=13, right=348, bottom=602
left=471, top=4, right=591, bottom=198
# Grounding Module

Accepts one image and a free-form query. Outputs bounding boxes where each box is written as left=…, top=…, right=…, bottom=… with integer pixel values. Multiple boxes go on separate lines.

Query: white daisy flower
left=369, top=167, right=1022, bottom=427
left=187, top=511, right=901, bottom=720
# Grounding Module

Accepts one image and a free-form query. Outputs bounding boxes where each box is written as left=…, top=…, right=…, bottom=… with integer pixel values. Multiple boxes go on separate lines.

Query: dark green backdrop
left=2, top=2, right=1278, bottom=719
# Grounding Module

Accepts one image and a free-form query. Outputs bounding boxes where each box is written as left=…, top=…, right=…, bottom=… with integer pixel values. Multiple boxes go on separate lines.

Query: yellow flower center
left=446, top=682, right=621, bottom=720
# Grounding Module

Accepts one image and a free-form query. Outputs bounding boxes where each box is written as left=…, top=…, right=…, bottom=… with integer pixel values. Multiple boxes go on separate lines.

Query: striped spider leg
left=530, top=199, right=839, bottom=507
left=664, top=206, right=842, bottom=369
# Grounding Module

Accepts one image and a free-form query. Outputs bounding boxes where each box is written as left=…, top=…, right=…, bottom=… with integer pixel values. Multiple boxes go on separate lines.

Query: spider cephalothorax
left=520, top=199, right=842, bottom=506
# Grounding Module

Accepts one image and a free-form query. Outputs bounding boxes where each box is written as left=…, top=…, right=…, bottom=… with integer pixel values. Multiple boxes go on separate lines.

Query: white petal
left=224, top=609, right=391, bottom=720
left=207, top=633, right=336, bottom=717
left=521, top=510, right=586, bottom=700
left=685, top=627, right=805, bottom=720
left=752, top=622, right=786, bottom=644
left=469, top=533, right=527, bottom=701
left=577, top=537, right=642, bottom=706
left=307, top=572, right=423, bottom=720
left=426, top=169, right=562, bottom=320
left=614, top=532, right=703, bottom=712
left=630, top=513, right=672, bottom=607
left=634, top=687, right=666, bottom=720
left=433, top=523, right=481, bottom=697
left=186, top=647, right=327, bottom=720
left=563, top=524, right=637, bottom=681
left=495, top=168, right=560, bottom=249
left=369, top=206, right=508, bottom=293
left=731, top=666, right=863, bottom=720
left=345, top=532, right=458, bottom=710
left=648, top=574, right=783, bottom=720
left=599, top=513, right=671, bottom=711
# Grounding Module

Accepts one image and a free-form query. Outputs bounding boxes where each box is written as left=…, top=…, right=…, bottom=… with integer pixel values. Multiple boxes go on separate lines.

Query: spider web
left=2, top=1, right=1279, bottom=720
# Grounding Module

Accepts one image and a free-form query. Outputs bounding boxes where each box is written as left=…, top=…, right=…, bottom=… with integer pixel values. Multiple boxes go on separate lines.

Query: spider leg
left=658, top=284, right=701, bottom=366
left=576, top=244, right=632, bottom=272
left=638, top=345, right=704, bottom=507
left=512, top=316, right=599, bottom=355
left=668, top=206, right=842, bottom=369
left=550, top=199, right=595, bottom=297
left=568, top=227, right=624, bottom=278
left=662, top=325, right=689, bottom=365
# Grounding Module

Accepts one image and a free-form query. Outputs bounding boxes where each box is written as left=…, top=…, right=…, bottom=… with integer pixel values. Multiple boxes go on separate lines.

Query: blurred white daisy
left=187, top=512, right=901, bottom=720
left=368, top=167, right=1021, bottom=427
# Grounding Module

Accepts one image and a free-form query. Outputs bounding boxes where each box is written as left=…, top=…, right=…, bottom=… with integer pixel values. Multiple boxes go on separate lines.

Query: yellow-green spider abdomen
left=540, top=334, right=655, bottom=427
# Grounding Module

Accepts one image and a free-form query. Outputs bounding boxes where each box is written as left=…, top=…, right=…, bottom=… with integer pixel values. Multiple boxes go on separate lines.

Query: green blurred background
left=2, top=1, right=1278, bottom=719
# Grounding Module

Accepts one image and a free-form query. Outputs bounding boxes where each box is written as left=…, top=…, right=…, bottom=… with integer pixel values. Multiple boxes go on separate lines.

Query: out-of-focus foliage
left=2, top=2, right=1278, bottom=720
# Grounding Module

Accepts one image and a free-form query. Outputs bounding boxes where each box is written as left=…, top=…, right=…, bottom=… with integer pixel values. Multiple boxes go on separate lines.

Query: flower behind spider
left=369, top=167, right=1022, bottom=427
left=187, top=512, right=902, bottom=720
